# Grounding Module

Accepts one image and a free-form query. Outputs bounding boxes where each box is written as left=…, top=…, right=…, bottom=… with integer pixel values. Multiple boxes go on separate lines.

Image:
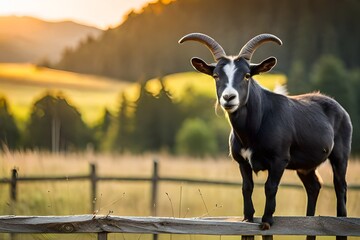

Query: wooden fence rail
left=0, top=215, right=359, bottom=239
left=1, top=161, right=360, bottom=239
left=1, top=160, right=360, bottom=214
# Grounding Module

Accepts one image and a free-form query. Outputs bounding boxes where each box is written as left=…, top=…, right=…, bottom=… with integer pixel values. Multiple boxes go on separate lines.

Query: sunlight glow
left=0, top=0, right=157, bottom=29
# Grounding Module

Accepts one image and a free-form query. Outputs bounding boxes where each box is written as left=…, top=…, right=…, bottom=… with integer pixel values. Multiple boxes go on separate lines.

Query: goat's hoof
left=260, top=222, right=271, bottom=230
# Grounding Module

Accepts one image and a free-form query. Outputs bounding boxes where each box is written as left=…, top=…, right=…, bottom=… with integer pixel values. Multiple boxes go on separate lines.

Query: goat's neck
left=228, top=80, right=265, bottom=148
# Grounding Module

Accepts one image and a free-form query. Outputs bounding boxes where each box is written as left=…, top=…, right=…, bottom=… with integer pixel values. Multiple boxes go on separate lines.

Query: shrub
left=175, top=118, right=218, bottom=157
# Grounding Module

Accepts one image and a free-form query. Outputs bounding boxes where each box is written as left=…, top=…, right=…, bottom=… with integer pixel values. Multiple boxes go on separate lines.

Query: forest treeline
left=2, top=54, right=360, bottom=155
left=54, top=0, right=360, bottom=87
left=0, top=82, right=228, bottom=157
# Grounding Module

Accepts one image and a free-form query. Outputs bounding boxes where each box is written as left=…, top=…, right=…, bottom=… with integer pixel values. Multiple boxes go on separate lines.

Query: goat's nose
left=223, top=94, right=236, bottom=102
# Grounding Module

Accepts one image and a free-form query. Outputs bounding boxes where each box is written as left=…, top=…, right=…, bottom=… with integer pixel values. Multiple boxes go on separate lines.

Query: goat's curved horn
left=239, top=34, right=282, bottom=61
left=179, top=33, right=226, bottom=61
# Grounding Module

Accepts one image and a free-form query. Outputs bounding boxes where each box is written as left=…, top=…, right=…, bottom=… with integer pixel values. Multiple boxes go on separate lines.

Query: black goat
left=179, top=33, right=352, bottom=229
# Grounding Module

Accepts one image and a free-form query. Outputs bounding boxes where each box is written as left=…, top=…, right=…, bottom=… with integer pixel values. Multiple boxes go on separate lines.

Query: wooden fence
left=1, top=160, right=360, bottom=214
left=1, top=160, right=360, bottom=239
left=0, top=215, right=359, bottom=240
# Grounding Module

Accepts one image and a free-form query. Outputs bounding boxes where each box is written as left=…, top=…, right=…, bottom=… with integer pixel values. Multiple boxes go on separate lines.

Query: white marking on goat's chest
left=241, top=148, right=253, bottom=168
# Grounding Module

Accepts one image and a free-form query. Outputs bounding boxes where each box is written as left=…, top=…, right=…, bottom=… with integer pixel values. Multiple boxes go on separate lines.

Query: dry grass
left=0, top=151, right=359, bottom=240
left=1, top=151, right=359, bottom=216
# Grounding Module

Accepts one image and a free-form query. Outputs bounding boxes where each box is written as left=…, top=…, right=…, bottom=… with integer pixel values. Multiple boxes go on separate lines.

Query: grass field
left=0, top=63, right=286, bottom=127
left=0, top=63, right=132, bottom=126
left=0, top=151, right=359, bottom=240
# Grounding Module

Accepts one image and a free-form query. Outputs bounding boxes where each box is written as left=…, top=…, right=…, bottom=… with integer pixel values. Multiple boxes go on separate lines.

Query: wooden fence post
left=242, top=236, right=254, bottom=240
left=98, top=232, right=108, bottom=240
left=90, top=163, right=97, bottom=213
left=150, top=160, right=159, bottom=216
left=10, top=168, right=18, bottom=240
left=151, top=160, right=159, bottom=240
left=10, top=168, right=18, bottom=202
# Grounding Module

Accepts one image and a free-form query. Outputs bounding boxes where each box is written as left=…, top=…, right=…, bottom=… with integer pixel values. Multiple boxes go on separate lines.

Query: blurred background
left=1, top=0, right=360, bottom=155
left=0, top=0, right=359, bottom=239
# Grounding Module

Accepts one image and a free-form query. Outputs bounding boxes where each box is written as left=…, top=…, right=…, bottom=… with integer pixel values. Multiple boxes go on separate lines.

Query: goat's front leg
left=239, top=162, right=255, bottom=222
left=261, top=159, right=287, bottom=229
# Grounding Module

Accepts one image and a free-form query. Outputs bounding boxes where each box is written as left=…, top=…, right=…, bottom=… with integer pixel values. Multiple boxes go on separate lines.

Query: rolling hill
left=0, top=63, right=130, bottom=124
left=0, top=63, right=285, bottom=125
left=0, top=16, right=103, bottom=64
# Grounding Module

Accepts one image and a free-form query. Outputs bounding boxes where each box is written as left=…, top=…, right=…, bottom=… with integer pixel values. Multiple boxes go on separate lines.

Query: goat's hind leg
left=297, top=169, right=322, bottom=240
left=328, top=150, right=348, bottom=217
left=329, top=116, right=351, bottom=218
left=296, top=169, right=322, bottom=216
left=328, top=134, right=350, bottom=240
left=328, top=154, right=348, bottom=240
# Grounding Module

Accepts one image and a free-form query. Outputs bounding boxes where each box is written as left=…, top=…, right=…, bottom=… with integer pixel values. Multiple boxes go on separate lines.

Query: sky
left=0, top=0, right=157, bottom=29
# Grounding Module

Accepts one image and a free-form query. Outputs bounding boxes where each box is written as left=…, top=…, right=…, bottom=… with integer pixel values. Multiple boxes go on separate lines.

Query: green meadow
left=0, top=63, right=131, bottom=125
left=0, top=63, right=286, bottom=126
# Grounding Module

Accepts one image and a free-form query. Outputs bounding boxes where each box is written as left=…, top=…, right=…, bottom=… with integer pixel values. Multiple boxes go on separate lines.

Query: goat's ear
left=191, top=57, right=215, bottom=76
left=250, top=57, right=277, bottom=75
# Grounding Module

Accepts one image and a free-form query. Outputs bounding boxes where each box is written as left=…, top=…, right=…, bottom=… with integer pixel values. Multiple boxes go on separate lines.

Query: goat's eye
left=213, top=74, right=220, bottom=81
left=244, top=73, right=251, bottom=80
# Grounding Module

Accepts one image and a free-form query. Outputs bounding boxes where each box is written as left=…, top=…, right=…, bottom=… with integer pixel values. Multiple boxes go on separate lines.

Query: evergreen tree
left=114, top=92, right=132, bottom=152
left=25, top=93, right=93, bottom=151
left=132, top=83, right=155, bottom=152
left=132, top=79, right=183, bottom=153
left=156, top=80, right=183, bottom=151
left=101, top=108, right=112, bottom=133
left=55, top=0, right=360, bottom=82
left=0, top=97, right=20, bottom=150
left=93, top=108, right=114, bottom=151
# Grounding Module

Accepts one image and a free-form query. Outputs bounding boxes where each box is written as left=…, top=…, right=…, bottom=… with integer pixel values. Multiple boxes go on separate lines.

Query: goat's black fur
left=229, top=78, right=351, bottom=224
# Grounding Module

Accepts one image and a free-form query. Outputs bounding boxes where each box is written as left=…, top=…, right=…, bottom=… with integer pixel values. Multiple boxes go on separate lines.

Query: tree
left=93, top=108, right=115, bottom=151
left=210, top=117, right=231, bottom=154
left=55, top=0, right=360, bottom=82
left=175, top=118, right=218, bottom=157
left=349, top=68, right=360, bottom=154
left=0, top=97, right=20, bottom=150
left=177, top=87, right=230, bottom=155
left=113, top=92, right=133, bottom=153
left=100, top=108, right=113, bottom=134
left=310, top=56, right=360, bottom=154
left=131, top=80, right=183, bottom=153
left=24, top=93, right=93, bottom=151
left=310, top=55, right=355, bottom=113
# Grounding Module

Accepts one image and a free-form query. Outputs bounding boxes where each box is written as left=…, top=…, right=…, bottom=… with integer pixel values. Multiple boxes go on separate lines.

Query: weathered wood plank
left=0, top=215, right=359, bottom=236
